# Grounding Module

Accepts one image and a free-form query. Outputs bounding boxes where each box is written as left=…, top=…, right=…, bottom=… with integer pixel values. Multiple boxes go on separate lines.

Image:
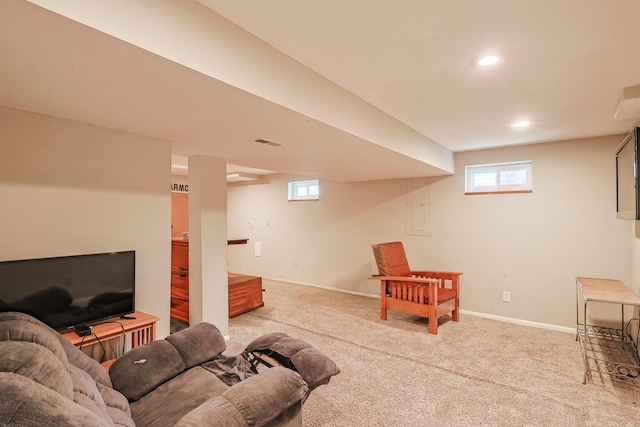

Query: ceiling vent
left=614, top=86, right=640, bottom=120
left=254, top=138, right=284, bottom=147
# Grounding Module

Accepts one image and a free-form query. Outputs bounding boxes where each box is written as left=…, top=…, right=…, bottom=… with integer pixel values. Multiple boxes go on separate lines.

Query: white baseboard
left=264, top=276, right=575, bottom=334
left=460, top=310, right=575, bottom=334
left=263, top=276, right=380, bottom=299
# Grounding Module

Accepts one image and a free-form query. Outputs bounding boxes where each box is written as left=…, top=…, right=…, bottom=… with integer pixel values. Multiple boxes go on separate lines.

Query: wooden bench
left=228, top=273, right=264, bottom=318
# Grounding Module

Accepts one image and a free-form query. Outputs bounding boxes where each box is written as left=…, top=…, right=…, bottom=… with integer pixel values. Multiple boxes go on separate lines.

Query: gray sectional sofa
left=0, top=311, right=339, bottom=426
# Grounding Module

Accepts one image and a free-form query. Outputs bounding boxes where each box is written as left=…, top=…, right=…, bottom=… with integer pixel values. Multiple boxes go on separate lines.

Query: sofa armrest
left=174, top=367, right=307, bottom=427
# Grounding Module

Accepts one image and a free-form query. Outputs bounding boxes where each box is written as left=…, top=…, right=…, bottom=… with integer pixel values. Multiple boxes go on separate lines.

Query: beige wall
left=4, top=105, right=625, bottom=336
left=0, top=107, right=172, bottom=337
left=227, top=134, right=632, bottom=330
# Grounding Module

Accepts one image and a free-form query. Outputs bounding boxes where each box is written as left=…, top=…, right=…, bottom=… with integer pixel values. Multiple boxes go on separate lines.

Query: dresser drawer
left=171, top=241, right=188, bottom=269
left=171, top=271, right=189, bottom=287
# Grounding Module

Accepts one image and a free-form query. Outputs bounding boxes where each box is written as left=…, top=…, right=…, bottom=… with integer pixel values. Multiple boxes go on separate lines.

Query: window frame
left=288, top=179, right=320, bottom=201
left=465, top=161, right=533, bottom=195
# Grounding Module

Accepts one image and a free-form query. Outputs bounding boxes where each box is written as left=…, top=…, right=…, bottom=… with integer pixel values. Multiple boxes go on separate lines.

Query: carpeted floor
left=170, top=318, right=188, bottom=334
left=222, top=279, right=640, bottom=426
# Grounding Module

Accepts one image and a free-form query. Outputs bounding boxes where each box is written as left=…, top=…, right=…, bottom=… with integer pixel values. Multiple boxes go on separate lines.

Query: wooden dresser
left=170, top=240, right=264, bottom=323
left=170, top=240, right=190, bottom=324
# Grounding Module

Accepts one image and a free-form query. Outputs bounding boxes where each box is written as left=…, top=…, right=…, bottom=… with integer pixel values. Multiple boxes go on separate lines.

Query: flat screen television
left=0, top=250, right=135, bottom=331
left=616, top=127, right=640, bottom=220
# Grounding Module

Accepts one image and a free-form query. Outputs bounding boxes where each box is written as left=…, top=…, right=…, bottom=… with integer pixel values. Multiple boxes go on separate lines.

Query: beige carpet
left=225, top=279, right=640, bottom=426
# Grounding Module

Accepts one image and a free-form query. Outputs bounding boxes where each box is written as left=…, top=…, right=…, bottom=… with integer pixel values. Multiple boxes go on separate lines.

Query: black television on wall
left=616, top=127, right=640, bottom=220
left=0, top=250, right=135, bottom=332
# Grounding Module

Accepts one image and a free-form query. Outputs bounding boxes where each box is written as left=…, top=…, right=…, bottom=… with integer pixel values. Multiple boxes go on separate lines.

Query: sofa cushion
left=110, top=339, right=186, bottom=401
left=202, top=354, right=255, bottom=386
left=97, top=383, right=135, bottom=427
left=58, top=335, right=112, bottom=388
left=0, top=315, right=69, bottom=364
left=174, top=397, right=248, bottom=427
left=0, top=340, right=74, bottom=400
left=0, top=312, right=135, bottom=426
left=165, top=322, right=226, bottom=369
left=129, top=366, right=229, bottom=427
left=68, top=363, right=112, bottom=422
left=105, top=405, right=136, bottom=427
left=0, top=372, right=113, bottom=427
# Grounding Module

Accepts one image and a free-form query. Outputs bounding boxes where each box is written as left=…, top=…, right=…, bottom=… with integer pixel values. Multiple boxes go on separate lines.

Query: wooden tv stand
left=62, top=310, right=159, bottom=352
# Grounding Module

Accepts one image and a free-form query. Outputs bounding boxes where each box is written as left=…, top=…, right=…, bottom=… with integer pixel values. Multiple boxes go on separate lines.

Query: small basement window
left=288, top=179, right=320, bottom=201
left=465, top=161, right=533, bottom=195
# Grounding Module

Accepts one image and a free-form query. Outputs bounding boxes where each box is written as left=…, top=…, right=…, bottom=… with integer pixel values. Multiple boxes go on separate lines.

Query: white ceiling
left=198, top=0, right=640, bottom=151
left=2, top=0, right=640, bottom=182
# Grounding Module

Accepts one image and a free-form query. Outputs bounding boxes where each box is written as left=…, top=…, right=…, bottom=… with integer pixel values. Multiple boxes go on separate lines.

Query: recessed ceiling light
left=475, top=55, right=502, bottom=66
left=511, top=120, right=531, bottom=128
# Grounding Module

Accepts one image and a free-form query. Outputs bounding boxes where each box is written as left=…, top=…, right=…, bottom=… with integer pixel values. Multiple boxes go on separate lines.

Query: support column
left=188, top=155, right=228, bottom=336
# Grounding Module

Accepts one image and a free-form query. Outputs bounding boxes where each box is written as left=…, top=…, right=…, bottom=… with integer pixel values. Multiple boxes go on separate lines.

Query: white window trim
left=465, top=161, right=533, bottom=195
left=288, top=179, right=320, bottom=201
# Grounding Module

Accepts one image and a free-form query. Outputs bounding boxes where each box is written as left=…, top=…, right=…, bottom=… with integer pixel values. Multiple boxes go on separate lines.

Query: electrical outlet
left=502, top=291, right=511, bottom=302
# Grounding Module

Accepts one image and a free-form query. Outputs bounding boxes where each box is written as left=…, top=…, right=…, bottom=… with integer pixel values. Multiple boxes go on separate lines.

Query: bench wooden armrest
left=368, top=275, right=440, bottom=284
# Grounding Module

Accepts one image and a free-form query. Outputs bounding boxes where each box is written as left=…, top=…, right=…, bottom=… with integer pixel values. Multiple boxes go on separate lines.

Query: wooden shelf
left=228, top=239, right=249, bottom=245
left=170, top=239, right=249, bottom=245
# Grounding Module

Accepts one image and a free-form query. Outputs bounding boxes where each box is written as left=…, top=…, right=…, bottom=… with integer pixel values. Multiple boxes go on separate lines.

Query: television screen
left=616, top=127, right=640, bottom=220
left=0, top=250, right=135, bottom=331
